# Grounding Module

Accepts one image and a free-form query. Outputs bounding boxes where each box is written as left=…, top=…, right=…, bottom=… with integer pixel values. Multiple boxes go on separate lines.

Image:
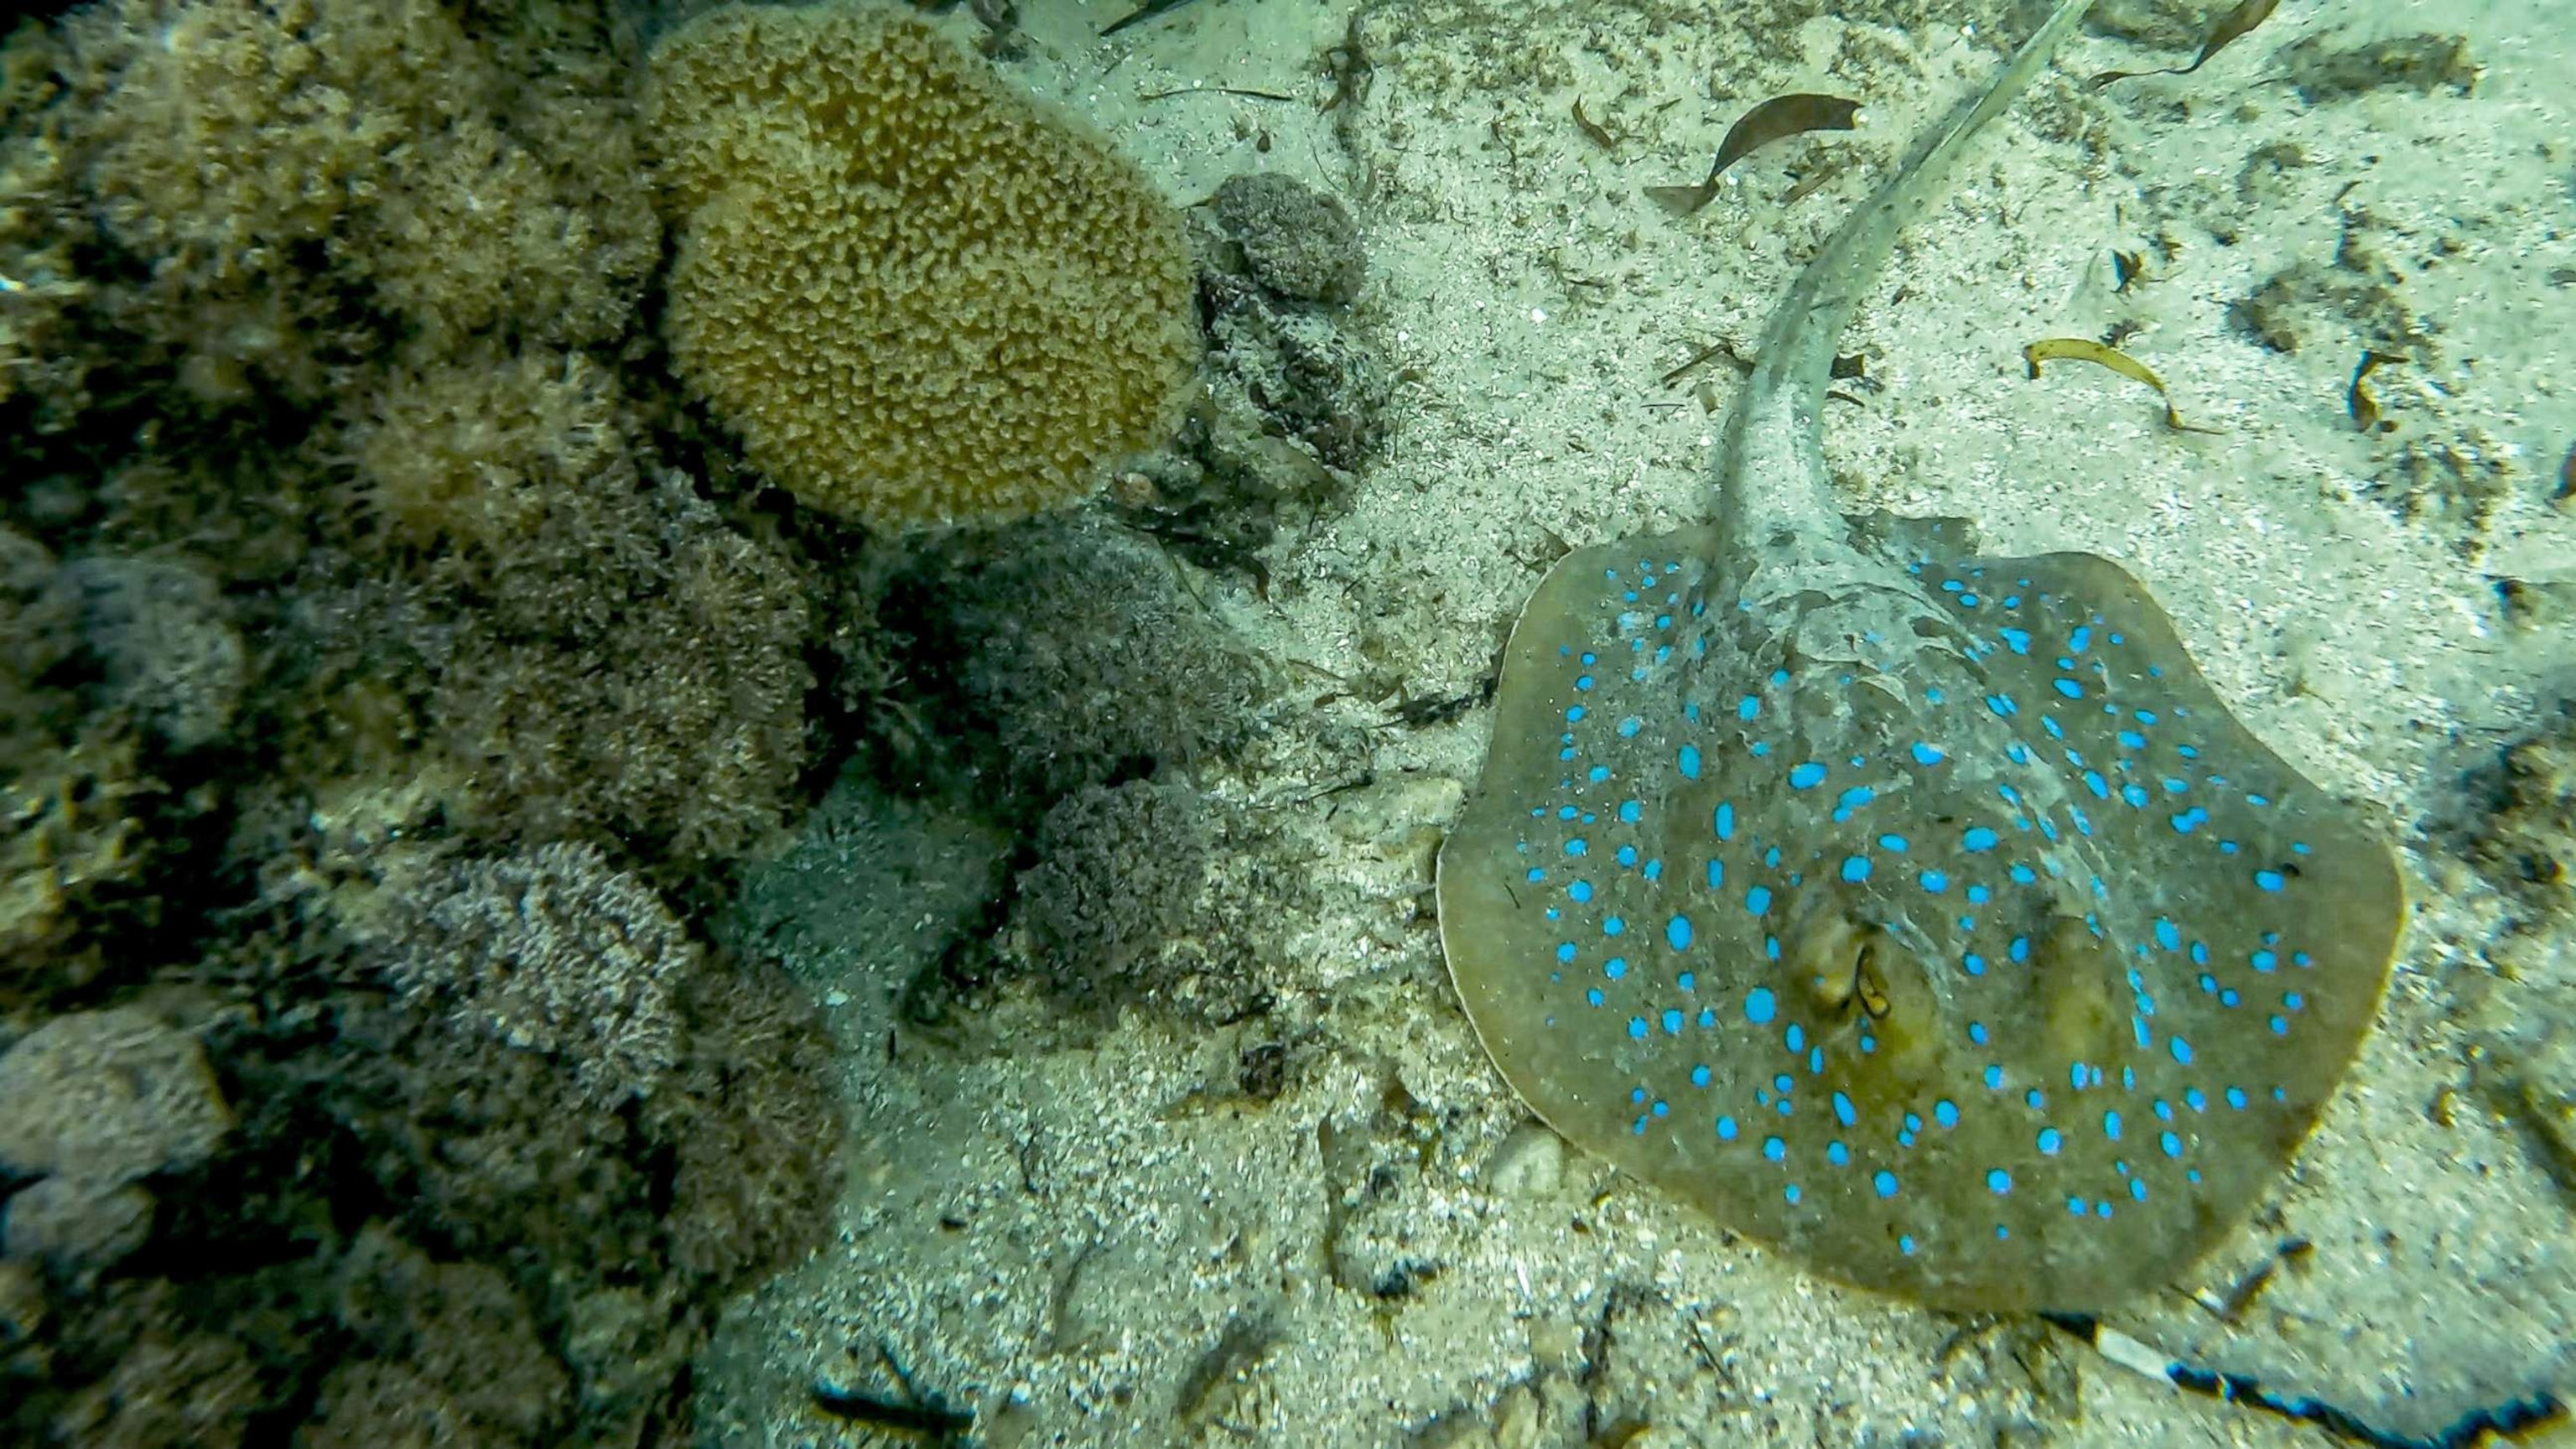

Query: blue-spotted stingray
left=1436, top=0, right=2401, bottom=1314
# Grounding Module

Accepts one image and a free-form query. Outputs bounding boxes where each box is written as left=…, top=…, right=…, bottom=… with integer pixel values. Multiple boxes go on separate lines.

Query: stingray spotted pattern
left=1438, top=0, right=2402, bottom=1314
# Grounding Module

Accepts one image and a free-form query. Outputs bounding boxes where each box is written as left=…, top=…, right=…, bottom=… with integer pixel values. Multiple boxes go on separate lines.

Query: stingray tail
left=1716, top=0, right=2096, bottom=540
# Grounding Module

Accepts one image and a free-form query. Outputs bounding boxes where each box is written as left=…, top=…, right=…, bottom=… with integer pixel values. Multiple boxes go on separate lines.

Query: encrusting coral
left=0, top=1005, right=232, bottom=1187
left=369, top=842, right=697, bottom=1108
left=0, top=1005, right=232, bottom=1283
left=32, top=0, right=653, bottom=402
left=910, top=516, right=1264, bottom=800
left=2476, top=704, right=2576, bottom=911
left=646, top=1, right=1200, bottom=530
left=1210, top=172, right=1366, bottom=306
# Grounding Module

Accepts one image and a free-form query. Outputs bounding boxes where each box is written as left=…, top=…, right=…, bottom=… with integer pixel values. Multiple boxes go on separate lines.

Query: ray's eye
left=1794, top=911, right=1898, bottom=1024
left=1793, top=911, right=1869, bottom=1018
left=1854, top=950, right=1893, bottom=1021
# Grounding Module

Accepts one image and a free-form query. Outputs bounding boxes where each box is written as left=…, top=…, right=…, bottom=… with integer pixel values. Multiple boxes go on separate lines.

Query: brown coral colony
left=647, top=3, right=1202, bottom=531
left=0, top=0, right=1271, bottom=1437
left=0, top=0, right=968, bottom=1441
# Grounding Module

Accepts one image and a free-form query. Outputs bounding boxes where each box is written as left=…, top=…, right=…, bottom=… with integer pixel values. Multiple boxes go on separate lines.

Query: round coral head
left=647, top=3, right=1201, bottom=530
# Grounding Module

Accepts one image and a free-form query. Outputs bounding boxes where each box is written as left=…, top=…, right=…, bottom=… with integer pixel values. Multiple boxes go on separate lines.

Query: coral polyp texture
left=646, top=3, right=1200, bottom=531
left=27, top=0, right=652, bottom=404
left=371, top=842, right=696, bottom=1109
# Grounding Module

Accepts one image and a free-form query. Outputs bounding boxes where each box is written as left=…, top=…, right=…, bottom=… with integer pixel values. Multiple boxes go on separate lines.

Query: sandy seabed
left=699, top=3, right=2576, bottom=1445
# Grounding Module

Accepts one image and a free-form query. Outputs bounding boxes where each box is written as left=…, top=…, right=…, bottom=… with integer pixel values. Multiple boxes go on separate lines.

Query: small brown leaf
left=1650, top=93, right=1862, bottom=216
left=1572, top=97, right=1617, bottom=151
left=2023, top=336, right=2224, bottom=434
left=2347, top=350, right=2404, bottom=433
left=2091, top=0, right=2281, bottom=89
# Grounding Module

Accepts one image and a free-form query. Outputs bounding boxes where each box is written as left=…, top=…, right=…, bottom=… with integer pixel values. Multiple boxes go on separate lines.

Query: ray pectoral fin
left=2033, top=915, right=2124, bottom=1067
left=1441, top=535, right=2402, bottom=1312
left=1436, top=532, right=1719, bottom=1120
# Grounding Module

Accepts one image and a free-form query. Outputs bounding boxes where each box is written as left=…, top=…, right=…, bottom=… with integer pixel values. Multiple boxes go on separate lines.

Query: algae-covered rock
left=0, top=532, right=160, bottom=987
left=1004, top=777, right=1291, bottom=1023
left=918, top=517, right=1265, bottom=800
left=0, top=1006, right=231, bottom=1186
left=1119, top=172, right=1388, bottom=566
left=2476, top=704, right=2576, bottom=911
left=3, top=1175, right=155, bottom=1280
left=1210, top=172, right=1365, bottom=305
left=2276, top=31, right=2477, bottom=105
